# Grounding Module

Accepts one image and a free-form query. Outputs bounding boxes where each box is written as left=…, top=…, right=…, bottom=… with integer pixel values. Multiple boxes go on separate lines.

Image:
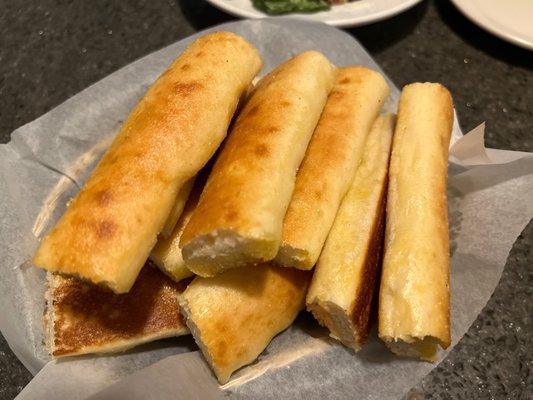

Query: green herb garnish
left=252, top=0, right=330, bottom=15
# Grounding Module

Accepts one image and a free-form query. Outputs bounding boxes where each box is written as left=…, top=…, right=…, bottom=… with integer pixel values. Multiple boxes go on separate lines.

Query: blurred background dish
left=205, top=0, right=424, bottom=27
left=450, top=0, right=533, bottom=50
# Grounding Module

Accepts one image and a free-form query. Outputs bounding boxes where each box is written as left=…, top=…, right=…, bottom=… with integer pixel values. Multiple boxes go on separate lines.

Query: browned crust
left=307, top=170, right=388, bottom=351
left=350, top=181, right=387, bottom=345
left=277, top=67, right=390, bottom=270
left=179, top=264, right=311, bottom=383
left=48, top=262, right=189, bottom=357
left=305, top=113, right=394, bottom=351
left=181, top=51, right=333, bottom=245
left=33, top=32, right=262, bottom=293
left=179, top=51, right=335, bottom=275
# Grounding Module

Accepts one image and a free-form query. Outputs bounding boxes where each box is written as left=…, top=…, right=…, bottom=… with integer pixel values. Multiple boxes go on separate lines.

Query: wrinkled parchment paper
left=1, top=18, right=531, bottom=400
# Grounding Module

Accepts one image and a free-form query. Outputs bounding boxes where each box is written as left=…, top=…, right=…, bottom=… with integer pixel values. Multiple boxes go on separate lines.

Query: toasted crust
left=306, top=114, right=394, bottom=351
left=46, top=263, right=189, bottom=357
left=379, top=83, right=453, bottom=360
left=180, top=51, right=336, bottom=277
left=179, top=263, right=310, bottom=383
left=276, top=67, right=390, bottom=270
left=33, top=32, right=262, bottom=293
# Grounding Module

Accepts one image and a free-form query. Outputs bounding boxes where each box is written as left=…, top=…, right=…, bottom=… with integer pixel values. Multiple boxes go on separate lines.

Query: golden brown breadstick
left=306, top=114, right=394, bottom=351
left=379, top=83, right=453, bottom=360
left=180, top=51, right=335, bottom=277
left=179, top=263, right=310, bottom=383
left=33, top=32, right=262, bottom=293
left=276, top=67, right=390, bottom=270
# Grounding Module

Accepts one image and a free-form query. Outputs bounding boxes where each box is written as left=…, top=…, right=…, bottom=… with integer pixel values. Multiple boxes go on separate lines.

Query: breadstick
left=276, top=67, right=390, bottom=270
left=307, top=114, right=394, bottom=350
left=379, top=83, right=453, bottom=360
left=33, top=32, right=261, bottom=293
left=179, top=263, right=310, bottom=383
left=180, top=51, right=335, bottom=277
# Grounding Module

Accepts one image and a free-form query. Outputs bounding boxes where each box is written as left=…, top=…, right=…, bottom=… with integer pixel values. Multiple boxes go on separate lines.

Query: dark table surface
left=0, top=0, right=531, bottom=399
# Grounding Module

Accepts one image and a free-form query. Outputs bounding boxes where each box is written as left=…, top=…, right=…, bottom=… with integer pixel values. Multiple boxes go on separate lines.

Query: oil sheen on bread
left=33, top=32, right=262, bottom=293
left=180, top=51, right=336, bottom=277
left=307, top=114, right=394, bottom=351
left=179, top=263, right=310, bottom=383
left=379, top=83, right=453, bottom=360
left=276, top=67, right=390, bottom=270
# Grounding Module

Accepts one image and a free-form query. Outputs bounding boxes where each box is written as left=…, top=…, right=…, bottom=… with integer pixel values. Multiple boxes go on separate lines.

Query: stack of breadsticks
left=33, top=31, right=453, bottom=383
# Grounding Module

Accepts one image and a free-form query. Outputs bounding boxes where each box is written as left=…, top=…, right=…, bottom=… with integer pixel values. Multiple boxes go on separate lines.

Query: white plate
left=205, top=0, right=423, bottom=27
left=450, top=0, right=533, bottom=50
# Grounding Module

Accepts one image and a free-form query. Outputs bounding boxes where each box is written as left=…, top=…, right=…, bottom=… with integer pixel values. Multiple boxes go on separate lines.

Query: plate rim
left=450, top=0, right=533, bottom=50
left=205, top=0, right=424, bottom=27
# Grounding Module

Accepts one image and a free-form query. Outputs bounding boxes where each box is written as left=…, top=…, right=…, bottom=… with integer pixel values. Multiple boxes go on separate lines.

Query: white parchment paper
left=1, top=18, right=531, bottom=400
